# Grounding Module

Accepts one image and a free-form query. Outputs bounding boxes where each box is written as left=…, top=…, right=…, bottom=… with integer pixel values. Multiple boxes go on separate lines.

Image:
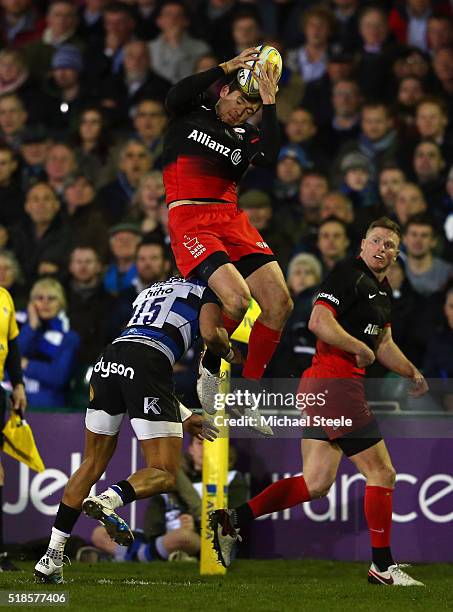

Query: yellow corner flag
left=200, top=299, right=261, bottom=575
left=2, top=412, right=45, bottom=473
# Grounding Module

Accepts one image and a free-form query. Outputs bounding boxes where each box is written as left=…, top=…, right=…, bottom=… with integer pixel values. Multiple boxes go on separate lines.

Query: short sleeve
left=313, top=264, right=357, bottom=318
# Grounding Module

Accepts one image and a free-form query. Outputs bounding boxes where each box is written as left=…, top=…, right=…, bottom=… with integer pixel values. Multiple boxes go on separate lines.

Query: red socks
left=242, top=320, right=281, bottom=380
left=364, top=485, right=393, bottom=548
left=222, top=313, right=240, bottom=337
left=248, top=476, right=311, bottom=518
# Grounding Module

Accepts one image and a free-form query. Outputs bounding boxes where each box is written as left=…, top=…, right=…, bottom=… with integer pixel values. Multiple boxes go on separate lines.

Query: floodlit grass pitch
left=0, top=560, right=451, bottom=611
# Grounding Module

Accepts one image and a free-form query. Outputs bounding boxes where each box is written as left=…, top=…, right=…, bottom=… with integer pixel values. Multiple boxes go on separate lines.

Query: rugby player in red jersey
left=211, top=217, right=429, bottom=586
left=162, top=49, right=293, bottom=424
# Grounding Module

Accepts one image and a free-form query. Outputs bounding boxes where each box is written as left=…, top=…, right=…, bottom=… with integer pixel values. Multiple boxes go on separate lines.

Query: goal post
left=200, top=300, right=261, bottom=575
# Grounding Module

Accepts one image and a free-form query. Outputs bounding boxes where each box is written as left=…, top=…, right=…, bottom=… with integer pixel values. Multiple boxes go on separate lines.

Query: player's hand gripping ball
left=237, top=45, right=282, bottom=98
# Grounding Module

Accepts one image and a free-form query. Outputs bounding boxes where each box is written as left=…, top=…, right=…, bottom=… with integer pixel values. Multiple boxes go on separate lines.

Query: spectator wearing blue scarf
left=19, top=278, right=80, bottom=408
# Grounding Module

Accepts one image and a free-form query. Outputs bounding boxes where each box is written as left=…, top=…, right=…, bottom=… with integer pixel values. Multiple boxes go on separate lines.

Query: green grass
left=0, top=560, right=451, bottom=611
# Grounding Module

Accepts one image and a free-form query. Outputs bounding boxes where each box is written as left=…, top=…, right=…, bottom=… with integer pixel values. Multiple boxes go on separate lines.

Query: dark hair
left=403, top=213, right=437, bottom=235
left=319, top=216, right=349, bottom=233
left=302, top=5, right=336, bottom=34
left=366, top=216, right=402, bottom=240
left=137, top=238, right=169, bottom=260
left=0, top=142, right=16, bottom=159
left=416, top=95, right=449, bottom=117
left=104, top=1, right=136, bottom=19
left=362, top=100, right=392, bottom=118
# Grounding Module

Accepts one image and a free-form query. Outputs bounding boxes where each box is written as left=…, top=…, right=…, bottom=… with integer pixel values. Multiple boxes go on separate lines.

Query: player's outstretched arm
left=376, top=327, right=429, bottom=397
left=309, top=304, right=375, bottom=368
left=165, top=48, right=259, bottom=114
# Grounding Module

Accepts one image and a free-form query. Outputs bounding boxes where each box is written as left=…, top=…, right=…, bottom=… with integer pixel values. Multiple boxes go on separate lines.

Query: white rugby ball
left=237, top=45, right=283, bottom=99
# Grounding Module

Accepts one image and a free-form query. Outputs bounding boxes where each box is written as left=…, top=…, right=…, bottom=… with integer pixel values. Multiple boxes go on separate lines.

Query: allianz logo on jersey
left=364, top=323, right=382, bottom=335
left=188, top=129, right=242, bottom=165
left=93, top=356, right=134, bottom=379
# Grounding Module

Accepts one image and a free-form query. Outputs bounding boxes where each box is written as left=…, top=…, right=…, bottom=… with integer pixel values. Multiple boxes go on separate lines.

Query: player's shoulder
left=0, top=287, right=14, bottom=306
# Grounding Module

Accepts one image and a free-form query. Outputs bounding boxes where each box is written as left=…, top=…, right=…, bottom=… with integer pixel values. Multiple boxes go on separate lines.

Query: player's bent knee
left=306, top=476, right=334, bottom=499
left=224, top=291, right=250, bottom=320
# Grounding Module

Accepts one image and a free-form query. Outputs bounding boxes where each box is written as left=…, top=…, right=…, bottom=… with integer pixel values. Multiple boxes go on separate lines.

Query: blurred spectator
left=339, top=152, right=377, bottom=209
left=333, top=102, right=399, bottom=183
left=412, top=139, right=446, bottom=210
left=291, top=171, right=329, bottom=254
left=45, top=142, right=77, bottom=197
left=18, top=277, right=80, bottom=407
left=71, top=106, right=112, bottom=186
left=283, top=108, right=329, bottom=171
left=148, top=1, right=210, bottom=84
left=415, top=96, right=453, bottom=162
left=356, top=5, right=398, bottom=100
left=431, top=45, right=453, bottom=98
left=402, top=213, right=452, bottom=296
left=427, top=12, right=453, bottom=54
left=378, top=164, right=406, bottom=215
left=131, top=98, right=168, bottom=169
left=394, top=181, right=428, bottom=225
left=230, top=9, right=262, bottom=55
left=77, top=0, right=108, bottom=43
left=0, top=49, right=56, bottom=127
left=63, top=174, right=109, bottom=263
left=85, top=1, right=137, bottom=84
left=46, top=44, right=90, bottom=135
left=272, top=146, right=304, bottom=209
left=239, top=190, right=293, bottom=271
left=388, top=0, right=445, bottom=51
left=441, top=165, right=453, bottom=235
left=286, top=6, right=335, bottom=85
left=267, top=252, right=321, bottom=377
left=286, top=253, right=322, bottom=300
left=423, top=284, right=453, bottom=398
left=100, top=40, right=171, bottom=125
left=19, top=125, right=49, bottom=190
left=194, top=52, right=222, bottom=101
left=103, top=222, right=142, bottom=295
left=0, top=249, right=27, bottom=310
left=384, top=256, right=423, bottom=367
left=395, top=75, right=425, bottom=137
left=320, top=78, right=361, bottom=155
left=98, top=139, right=152, bottom=225
left=194, top=0, right=238, bottom=61
left=320, top=191, right=354, bottom=224
left=316, top=216, right=350, bottom=277
left=66, top=246, right=113, bottom=364
left=135, top=0, right=160, bottom=42
left=0, top=93, right=27, bottom=149
left=9, top=182, right=72, bottom=286
left=23, top=0, right=82, bottom=81
left=0, top=0, right=45, bottom=49
left=331, top=0, right=361, bottom=52
left=0, top=142, right=25, bottom=229
left=128, top=171, right=167, bottom=237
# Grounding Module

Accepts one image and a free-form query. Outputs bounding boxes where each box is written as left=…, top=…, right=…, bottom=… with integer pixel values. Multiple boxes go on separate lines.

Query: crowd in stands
left=0, top=0, right=452, bottom=410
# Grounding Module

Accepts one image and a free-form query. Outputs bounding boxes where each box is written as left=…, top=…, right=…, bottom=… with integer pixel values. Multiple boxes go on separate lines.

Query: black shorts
left=303, top=419, right=382, bottom=457
left=86, top=341, right=182, bottom=440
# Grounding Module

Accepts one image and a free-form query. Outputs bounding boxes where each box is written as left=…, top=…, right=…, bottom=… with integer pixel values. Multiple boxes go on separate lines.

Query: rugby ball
left=237, top=45, right=282, bottom=99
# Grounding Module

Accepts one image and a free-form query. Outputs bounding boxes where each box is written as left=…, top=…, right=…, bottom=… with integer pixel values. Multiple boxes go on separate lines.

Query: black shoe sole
left=34, top=570, right=63, bottom=584
left=208, top=512, right=227, bottom=568
left=82, top=500, right=134, bottom=547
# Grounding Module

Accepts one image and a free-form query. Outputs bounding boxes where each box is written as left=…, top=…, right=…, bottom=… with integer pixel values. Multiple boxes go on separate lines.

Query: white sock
left=155, top=535, right=169, bottom=560
left=47, top=527, right=69, bottom=560
left=98, top=487, right=124, bottom=509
